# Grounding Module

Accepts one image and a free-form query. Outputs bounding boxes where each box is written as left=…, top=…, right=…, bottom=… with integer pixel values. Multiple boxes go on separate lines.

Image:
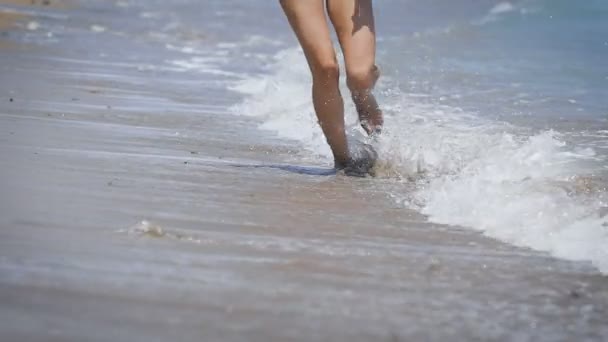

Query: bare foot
left=343, top=141, right=378, bottom=177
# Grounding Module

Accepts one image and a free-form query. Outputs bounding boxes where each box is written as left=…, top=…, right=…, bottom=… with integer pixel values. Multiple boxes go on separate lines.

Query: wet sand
left=1, top=1, right=608, bottom=341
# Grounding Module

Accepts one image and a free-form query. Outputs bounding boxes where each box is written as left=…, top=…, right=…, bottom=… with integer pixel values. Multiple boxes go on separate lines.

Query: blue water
left=381, top=0, right=608, bottom=124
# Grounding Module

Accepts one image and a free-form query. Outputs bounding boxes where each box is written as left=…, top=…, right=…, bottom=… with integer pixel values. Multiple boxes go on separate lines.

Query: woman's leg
left=327, top=0, right=383, bottom=135
left=280, top=0, right=349, bottom=167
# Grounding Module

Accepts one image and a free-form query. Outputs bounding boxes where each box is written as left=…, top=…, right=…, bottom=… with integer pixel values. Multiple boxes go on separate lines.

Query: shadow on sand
left=230, top=163, right=337, bottom=176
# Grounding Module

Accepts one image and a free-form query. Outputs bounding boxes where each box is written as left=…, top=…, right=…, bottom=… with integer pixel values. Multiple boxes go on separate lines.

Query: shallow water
left=232, top=0, right=608, bottom=272
left=1, top=0, right=608, bottom=341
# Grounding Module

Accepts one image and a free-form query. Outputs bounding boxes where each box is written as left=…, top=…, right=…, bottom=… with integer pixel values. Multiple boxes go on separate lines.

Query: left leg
left=327, top=0, right=383, bottom=136
left=280, top=0, right=350, bottom=167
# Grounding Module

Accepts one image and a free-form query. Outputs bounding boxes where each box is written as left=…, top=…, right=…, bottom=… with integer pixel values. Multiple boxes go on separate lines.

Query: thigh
left=279, top=0, right=337, bottom=73
left=326, top=0, right=376, bottom=73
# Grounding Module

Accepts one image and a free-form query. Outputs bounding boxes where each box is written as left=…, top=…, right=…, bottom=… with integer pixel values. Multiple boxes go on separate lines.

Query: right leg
left=279, top=0, right=349, bottom=167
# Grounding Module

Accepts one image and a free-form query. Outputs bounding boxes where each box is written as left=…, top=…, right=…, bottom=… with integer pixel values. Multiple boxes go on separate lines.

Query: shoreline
left=1, top=1, right=608, bottom=341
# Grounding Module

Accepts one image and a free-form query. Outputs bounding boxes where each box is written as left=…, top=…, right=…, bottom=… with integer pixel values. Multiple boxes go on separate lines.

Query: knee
left=311, top=58, right=340, bottom=84
left=347, top=65, right=379, bottom=92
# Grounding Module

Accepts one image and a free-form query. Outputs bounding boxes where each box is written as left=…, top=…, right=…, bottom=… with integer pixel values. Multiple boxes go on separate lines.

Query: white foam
left=490, top=2, right=515, bottom=15
left=476, top=2, right=518, bottom=25
left=27, top=21, right=40, bottom=31
left=231, top=47, right=608, bottom=273
left=165, top=43, right=198, bottom=54
left=409, top=129, right=608, bottom=271
left=167, top=57, right=237, bottom=77
left=90, top=25, right=107, bottom=33
left=242, top=35, right=283, bottom=47
left=380, top=91, right=608, bottom=273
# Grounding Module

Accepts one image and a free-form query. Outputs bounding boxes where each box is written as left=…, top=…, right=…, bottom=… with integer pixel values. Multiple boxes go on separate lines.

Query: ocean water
left=2, top=0, right=608, bottom=339
left=230, top=0, right=608, bottom=272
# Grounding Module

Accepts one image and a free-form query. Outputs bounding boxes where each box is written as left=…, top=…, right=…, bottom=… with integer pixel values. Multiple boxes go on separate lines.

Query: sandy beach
left=1, top=1, right=607, bottom=341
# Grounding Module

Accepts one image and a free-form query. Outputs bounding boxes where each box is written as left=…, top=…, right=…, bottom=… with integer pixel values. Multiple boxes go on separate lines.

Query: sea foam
left=231, top=47, right=608, bottom=273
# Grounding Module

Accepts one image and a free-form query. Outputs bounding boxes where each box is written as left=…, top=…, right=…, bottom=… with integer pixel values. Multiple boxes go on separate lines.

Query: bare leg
left=327, top=0, right=383, bottom=135
left=280, top=0, right=349, bottom=167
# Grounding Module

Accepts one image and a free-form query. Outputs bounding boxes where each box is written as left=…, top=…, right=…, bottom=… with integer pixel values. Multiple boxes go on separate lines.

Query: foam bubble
left=167, top=57, right=237, bottom=77
left=490, top=2, right=515, bottom=15
left=476, top=2, right=518, bottom=25
left=27, top=21, right=40, bottom=31
left=90, top=25, right=107, bottom=33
